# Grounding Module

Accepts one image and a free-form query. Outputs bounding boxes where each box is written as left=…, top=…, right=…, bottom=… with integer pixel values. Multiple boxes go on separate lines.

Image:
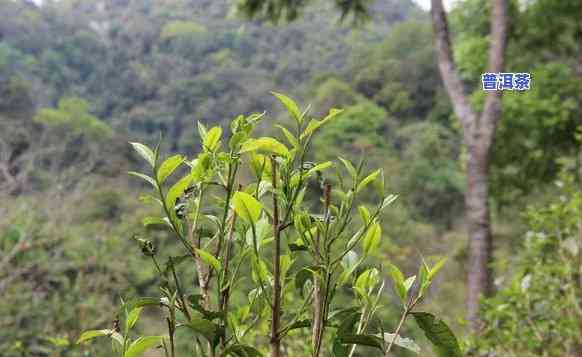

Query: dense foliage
left=1, top=0, right=582, bottom=355
left=468, top=165, right=582, bottom=356
left=76, top=94, right=459, bottom=356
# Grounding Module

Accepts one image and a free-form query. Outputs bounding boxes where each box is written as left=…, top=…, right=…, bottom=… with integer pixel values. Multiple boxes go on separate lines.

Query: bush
left=77, top=93, right=459, bottom=357
left=469, top=169, right=582, bottom=356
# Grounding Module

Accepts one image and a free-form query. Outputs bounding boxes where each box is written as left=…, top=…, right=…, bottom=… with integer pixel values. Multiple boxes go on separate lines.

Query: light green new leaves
left=428, top=257, right=447, bottom=282
left=126, top=307, right=143, bottom=331
left=240, top=137, right=289, bottom=157
left=356, top=169, right=381, bottom=193
left=418, top=257, right=448, bottom=297
left=77, top=329, right=123, bottom=349
left=128, top=172, right=157, bottom=188
left=124, top=336, right=163, bottom=357
left=300, top=108, right=343, bottom=140
left=338, top=157, right=357, bottom=180
left=157, top=155, right=185, bottom=184
left=411, top=312, right=462, bottom=357
left=272, top=91, right=302, bottom=124
left=76, top=329, right=114, bottom=344
left=196, top=248, right=221, bottom=271
left=203, top=126, right=222, bottom=152
left=130, top=142, right=155, bottom=167
left=362, top=222, right=381, bottom=254
left=232, top=191, right=263, bottom=224
left=387, top=263, right=407, bottom=304
left=276, top=125, right=299, bottom=149
left=165, top=174, right=193, bottom=210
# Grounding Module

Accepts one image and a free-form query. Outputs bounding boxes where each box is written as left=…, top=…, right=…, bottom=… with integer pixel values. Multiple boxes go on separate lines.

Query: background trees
left=1, top=0, right=581, bottom=355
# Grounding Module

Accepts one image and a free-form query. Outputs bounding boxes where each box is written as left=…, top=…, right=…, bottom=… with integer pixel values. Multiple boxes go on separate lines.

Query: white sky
left=414, top=0, right=457, bottom=11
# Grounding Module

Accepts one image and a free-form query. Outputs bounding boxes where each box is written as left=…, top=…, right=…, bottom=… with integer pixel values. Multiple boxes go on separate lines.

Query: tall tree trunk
left=431, top=0, right=507, bottom=332
left=464, top=146, right=493, bottom=328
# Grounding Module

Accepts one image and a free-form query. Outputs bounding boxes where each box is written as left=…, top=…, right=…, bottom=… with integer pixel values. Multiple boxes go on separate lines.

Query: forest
left=0, top=0, right=581, bottom=356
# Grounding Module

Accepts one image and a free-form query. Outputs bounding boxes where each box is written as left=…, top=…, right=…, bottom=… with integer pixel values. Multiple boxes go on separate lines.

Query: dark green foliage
left=469, top=166, right=582, bottom=356
left=0, top=0, right=415, bottom=153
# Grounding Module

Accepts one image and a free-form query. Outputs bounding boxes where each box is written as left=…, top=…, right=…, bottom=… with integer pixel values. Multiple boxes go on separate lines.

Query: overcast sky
left=414, top=0, right=456, bottom=10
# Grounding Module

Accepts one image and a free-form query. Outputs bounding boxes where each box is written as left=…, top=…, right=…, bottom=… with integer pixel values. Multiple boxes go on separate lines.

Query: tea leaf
left=129, top=142, right=155, bottom=167
left=232, top=191, right=263, bottom=224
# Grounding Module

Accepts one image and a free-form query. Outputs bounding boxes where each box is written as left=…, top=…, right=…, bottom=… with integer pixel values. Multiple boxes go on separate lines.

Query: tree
left=430, top=0, right=507, bottom=331
left=237, top=0, right=508, bottom=332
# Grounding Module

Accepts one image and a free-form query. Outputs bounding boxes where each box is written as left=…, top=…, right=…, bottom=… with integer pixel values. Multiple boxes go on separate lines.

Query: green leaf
left=120, top=297, right=161, bottom=314
left=356, top=169, right=381, bottom=193
left=387, top=263, right=407, bottom=304
left=165, top=173, right=193, bottom=211
left=362, top=222, right=381, bottom=255
left=383, top=333, right=421, bottom=354
left=428, top=257, right=447, bottom=281
left=128, top=171, right=157, bottom=188
left=338, top=334, right=384, bottom=350
left=240, top=137, right=289, bottom=157
left=197, top=121, right=208, bottom=141
left=411, top=312, right=462, bottom=357
left=358, top=205, right=370, bottom=224
left=126, top=307, right=143, bottom=331
left=381, top=194, right=398, bottom=210
left=374, top=168, right=385, bottom=196
left=404, top=275, right=416, bottom=293
left=417, top=262, right=429, bottom=297
left=271, top=92, right=302, bottom=124
left=338, top=157, right=357, bottom=180
left=300, top=108, right=343, bottom=140
left=284, top=319, right=311, bottom=332
left=204, top=126, right=222, bottom=151
left=124, top=336, right=162, bottom=357
left=142, top=217, right=167, bottom=227
left=196, top=248, right=221, bottom=271
left=229, top=131, right=248, bottom=150
left=355, top=268, right=379, bottom=292
left=189, top=314, right=219, bottom=342
left=336, top=312, right=361, bottom=337
left=294, top=265, right=325, bottom=297
left=157, top=155, right=185, bottom=183
left=129, top=142, right=155, bottom=167
left=76, top=329, right=113, bottom=344
left=276, top=125, right=299, bottom=149
left=232, top=191, right=263, bottom=224
left=221, top=344, right=264, bottom=357
left=304, top=161, right=333, bottom=177
left=301, top=108, right=343, bottom=139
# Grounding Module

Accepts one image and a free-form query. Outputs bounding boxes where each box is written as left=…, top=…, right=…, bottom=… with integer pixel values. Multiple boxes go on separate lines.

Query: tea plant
left=77, top=93, right=460, bottom=356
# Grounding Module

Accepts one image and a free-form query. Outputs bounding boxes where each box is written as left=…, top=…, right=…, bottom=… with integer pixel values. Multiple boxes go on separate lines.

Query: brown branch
left=430, top=0, right=477, bottom=144
left=270, top=156, right=282, bottom=357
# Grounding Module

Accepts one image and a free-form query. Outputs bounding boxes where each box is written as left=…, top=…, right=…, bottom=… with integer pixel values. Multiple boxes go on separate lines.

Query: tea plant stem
left=270, top=156, right=282, bottom=357
left=167, top=317, right=175, bottom=357
left=384, top=308, right=408, bottom=356
left=313, top=183, right=332, bottom=357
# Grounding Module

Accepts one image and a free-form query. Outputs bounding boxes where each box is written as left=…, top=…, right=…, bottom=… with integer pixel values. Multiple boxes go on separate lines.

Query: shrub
left=469, top=169, right=582, bottom=356
left=78, top=93, right=459, bottom=357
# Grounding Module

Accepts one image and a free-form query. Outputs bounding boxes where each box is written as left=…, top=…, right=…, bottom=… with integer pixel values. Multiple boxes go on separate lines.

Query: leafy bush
left=78, top=93, right=460, bottom=356
left=469, top=169, right=582, bottom=356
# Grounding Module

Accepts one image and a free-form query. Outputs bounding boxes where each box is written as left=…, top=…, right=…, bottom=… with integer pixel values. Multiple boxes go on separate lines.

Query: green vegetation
left=1, top=0, right=581, bottom=355
left=77, top=94, right=458, bottom=356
